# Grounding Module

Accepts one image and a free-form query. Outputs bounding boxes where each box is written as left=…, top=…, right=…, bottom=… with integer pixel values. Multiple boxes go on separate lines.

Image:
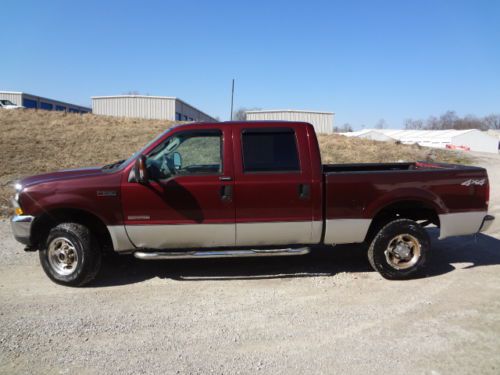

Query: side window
left=147, top=130, right=222, bottom=179
left=242, top=128, right=300, bottom=172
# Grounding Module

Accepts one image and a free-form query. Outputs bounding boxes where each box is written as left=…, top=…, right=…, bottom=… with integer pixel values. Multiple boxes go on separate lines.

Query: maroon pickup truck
left=11, top=121, right=494, bottom=286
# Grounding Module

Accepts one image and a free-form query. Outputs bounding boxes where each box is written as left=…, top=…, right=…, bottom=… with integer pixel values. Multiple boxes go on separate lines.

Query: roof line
left=246, top=109, right=334, bottom=115
left=91, top=95, right=177, bottom=100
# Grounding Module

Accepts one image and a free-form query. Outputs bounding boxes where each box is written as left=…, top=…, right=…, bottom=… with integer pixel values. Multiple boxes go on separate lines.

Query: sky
left=1, top=0, right=499, bottom=129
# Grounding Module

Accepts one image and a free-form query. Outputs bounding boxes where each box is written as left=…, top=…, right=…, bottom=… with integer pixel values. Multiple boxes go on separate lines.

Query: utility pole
left=230, top=79, right=235, bottom=120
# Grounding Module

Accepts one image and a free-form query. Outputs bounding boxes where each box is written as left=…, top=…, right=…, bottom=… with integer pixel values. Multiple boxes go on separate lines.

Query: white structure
left=246, top=109, right=334, bottom=134
left=341, top=129, right=499, bottom=154
left=0, top=91, right=90, bottom=113
left=92, top=95, right=216, bottom=122
left=341, top=129, right=396, bottom=142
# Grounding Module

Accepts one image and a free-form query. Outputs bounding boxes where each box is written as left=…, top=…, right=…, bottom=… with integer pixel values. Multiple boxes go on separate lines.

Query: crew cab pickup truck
left=11, top=121, right=495, bottom=286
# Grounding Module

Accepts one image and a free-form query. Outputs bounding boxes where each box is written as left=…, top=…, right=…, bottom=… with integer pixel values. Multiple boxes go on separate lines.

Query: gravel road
left=1, top=154, right=499, bottom=375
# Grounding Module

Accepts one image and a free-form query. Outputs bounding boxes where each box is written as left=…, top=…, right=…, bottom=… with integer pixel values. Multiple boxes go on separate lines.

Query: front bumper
left=479, top=215, right=495, bottom=233
left=10, top=215, right=34, bottom=245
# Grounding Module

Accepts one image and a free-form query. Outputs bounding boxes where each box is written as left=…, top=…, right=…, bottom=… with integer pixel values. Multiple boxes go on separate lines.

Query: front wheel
left=368, top=219, right=429, bottom=279
left=39, top=223, right=102, bottom=287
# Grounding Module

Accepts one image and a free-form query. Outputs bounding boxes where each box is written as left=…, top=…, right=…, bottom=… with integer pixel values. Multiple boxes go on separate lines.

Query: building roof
left=246, top=109, right=334, bottom=115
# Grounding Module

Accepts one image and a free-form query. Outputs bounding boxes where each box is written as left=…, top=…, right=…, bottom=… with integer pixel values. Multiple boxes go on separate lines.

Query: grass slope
left=0, top=110, right=470, bottom=216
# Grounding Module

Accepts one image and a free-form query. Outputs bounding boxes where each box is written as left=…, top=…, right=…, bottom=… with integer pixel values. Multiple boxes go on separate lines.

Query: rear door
left=232, top=124, right=316, bottom=246
left=121, top=126, right=235, bottom=249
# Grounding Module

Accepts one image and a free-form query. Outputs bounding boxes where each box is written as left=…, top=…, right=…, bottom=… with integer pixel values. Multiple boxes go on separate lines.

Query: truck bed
left=322, top=160, right=489, bottom=244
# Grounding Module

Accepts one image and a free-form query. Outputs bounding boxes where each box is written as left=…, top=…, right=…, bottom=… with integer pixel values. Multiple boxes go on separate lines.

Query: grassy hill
left=0, top=110, right=470, bottom=216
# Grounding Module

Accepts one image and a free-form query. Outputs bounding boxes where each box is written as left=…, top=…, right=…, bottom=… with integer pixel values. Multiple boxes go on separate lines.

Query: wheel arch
left=31, top=207, right=113, bottom=252
left=364, top=198, right=440, bottom=242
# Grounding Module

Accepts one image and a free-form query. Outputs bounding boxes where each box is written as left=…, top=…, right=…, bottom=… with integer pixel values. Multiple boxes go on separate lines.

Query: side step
left=134, top=247, right=310, bottom=260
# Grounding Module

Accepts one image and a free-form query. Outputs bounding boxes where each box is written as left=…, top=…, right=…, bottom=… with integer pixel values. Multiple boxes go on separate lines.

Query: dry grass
left=317, top=134, right=470, bottom=164
left=0, top=110, right=471, bottom=216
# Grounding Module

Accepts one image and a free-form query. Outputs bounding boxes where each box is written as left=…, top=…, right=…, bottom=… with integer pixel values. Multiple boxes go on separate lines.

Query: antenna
left=230, top=79, right=235, bottom=120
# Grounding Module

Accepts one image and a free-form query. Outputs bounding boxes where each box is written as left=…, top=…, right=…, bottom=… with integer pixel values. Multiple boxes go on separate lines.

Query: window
left=242, top=128, right=300, bottom=172
left=40, top=102, right=53, bottom=110
left=175, top=112, right=182, bottom=121
left=146, top=130, right=222, bottom=179
left=23, top=98, right=37, bottom=108
left=55, top=105, right=66, bottom=111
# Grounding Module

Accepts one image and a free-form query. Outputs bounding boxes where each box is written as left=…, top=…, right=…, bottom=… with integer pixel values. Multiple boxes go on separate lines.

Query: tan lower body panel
left=438, top=211, right=487, bottom=239
left=323, top=219, right=372, bottom=244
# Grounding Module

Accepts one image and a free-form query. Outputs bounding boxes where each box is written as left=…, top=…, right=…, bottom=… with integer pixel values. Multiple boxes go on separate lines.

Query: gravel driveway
left=1, top=154, right=499, bottom=375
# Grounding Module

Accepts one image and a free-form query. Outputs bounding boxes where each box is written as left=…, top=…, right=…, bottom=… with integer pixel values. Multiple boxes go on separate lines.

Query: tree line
left=404, top=111, right=500, bottom=130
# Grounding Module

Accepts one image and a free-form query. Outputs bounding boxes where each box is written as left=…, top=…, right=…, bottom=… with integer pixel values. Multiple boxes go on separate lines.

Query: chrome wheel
left=47, top=237, right=79, bottom=276
left=384, top=234, right=421, bottom=270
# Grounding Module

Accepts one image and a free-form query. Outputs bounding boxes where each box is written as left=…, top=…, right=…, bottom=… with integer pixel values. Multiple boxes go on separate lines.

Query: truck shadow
left=93, top=230, right=500, bottom=287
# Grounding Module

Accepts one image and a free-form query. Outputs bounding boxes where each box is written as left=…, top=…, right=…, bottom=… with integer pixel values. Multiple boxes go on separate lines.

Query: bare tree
left=333, top=123, right=353, bottom=132
left=375, top=119, right=387, bottom=129
left=484, top=114, right=500, bottom=129
left=233, top=108, right=248, bottom=121
left=233, top=107, right=262, bottom=121
left=406, top=111, right=498, bottom=130
left=404, top=119, right=424, bottom=129
left=123, top=90, right=141, bottom=95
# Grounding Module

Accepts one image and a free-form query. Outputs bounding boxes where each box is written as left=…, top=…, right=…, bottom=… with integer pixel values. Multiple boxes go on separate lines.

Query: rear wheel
left=39, top=223, right=102, bottom=287
left=368, top=219, right=429, bottom=279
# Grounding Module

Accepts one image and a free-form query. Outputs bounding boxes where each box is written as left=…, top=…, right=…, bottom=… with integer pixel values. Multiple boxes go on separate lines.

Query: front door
left=121, top=127, right=235, bottom=249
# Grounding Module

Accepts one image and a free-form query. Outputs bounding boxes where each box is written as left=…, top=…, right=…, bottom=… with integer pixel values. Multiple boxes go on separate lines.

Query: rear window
left=242, top=128, right=300, bottom=172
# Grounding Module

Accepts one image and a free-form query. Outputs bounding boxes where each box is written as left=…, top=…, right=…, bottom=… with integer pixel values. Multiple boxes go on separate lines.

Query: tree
left=333, top=123, right=353, bottom=132
left=404, top=119, right=424, bottom=129
left=484, top=114, right=500, bottom=129
left=375, top=119, right=387, bottom=129
left=123, top=90, right=141, bottom=95
left=233, top=108, right=248, bottom=121
left=232, top=107, right=262, bottom=121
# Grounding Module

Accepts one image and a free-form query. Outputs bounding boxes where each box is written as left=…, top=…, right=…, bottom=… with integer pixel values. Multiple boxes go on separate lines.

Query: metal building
left=342, top=129, right=499, bottom=154
left=0, top=91, right=91, bottom=113
left=92, top=95, right=216, bottom=122
left=245, top=110, right=335, bottom=134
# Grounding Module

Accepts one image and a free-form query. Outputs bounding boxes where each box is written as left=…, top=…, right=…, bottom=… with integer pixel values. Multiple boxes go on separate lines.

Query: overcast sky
left=2, top=0, right=499, bottom=128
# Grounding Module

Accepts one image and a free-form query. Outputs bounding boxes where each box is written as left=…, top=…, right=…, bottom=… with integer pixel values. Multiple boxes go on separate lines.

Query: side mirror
left=134, top=154, right=149, bottom=184
left=172, top=152, right=182, bottom=170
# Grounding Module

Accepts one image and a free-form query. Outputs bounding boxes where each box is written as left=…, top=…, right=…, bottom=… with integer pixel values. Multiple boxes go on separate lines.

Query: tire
left=39, top=223, right=102, bottom=287
left=367, top=219, right=429, bottom=280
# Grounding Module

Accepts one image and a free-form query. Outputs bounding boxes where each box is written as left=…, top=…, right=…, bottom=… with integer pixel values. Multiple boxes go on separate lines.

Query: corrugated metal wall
left=0, top=92, right=90, bottom=112
left=246, top=111, right=334, bottom=134
left=175, top=100, right=216, bottom=122
left=0, top=92, right=23, bottom=106
left=22, top=93, right=91, bottom=112
left=92, top=96, right=216, bottom=122
left=92, top=96, right=176, bottom=120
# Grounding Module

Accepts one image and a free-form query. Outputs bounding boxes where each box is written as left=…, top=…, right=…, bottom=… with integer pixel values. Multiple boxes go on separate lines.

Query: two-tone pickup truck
left=11, top=121, right=494, bottom=286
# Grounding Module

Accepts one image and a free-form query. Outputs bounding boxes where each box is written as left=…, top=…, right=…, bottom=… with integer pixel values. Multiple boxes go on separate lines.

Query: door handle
left=220, top=185, right=233, bottom=201
left=298, top=183, right=311, bottom=200
left=219, top=176, right=232, bottom=181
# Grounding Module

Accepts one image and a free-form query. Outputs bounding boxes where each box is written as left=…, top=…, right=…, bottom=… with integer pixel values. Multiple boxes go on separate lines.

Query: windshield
left=0, top=100, right=15, bottom=106
left=102, top=128, right=172, bottom=171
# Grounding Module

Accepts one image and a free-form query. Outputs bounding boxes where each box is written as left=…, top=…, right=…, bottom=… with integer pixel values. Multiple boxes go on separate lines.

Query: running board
left=134, top=247, right=310, bottom=260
